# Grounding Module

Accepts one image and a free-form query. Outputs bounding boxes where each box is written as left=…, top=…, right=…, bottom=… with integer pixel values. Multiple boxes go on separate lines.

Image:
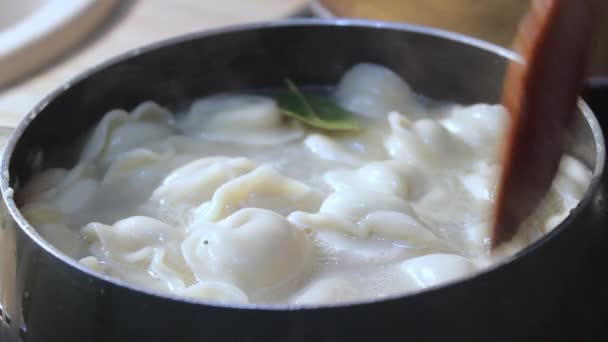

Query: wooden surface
left=0, top=0, right=308, bottom=127
left=0, top=0, right=119, bottom=88
left=316, top=0, right=608, bottom=77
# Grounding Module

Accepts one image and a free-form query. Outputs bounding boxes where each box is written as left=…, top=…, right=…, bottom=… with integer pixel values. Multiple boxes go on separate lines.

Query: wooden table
left=0, top=0, right=308, bottom=127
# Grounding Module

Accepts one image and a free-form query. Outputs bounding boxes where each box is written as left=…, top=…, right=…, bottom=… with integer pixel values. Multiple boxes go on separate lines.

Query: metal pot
left=0, top=20, right=606, bottom=342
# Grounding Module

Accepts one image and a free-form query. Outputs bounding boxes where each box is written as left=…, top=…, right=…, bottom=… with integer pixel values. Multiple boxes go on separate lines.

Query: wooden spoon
left=492, top=0, right=601, bottom=248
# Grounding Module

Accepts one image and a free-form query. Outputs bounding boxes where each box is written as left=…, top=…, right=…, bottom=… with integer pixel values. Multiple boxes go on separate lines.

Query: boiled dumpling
left=21, top=203, right=82, bottom=256
left=182, top=208, right=312, bottom=292
left=200, top=166, right=320, bottom=221
left=413, top=176, right=483, bottom=229
left=178, top=94, right=304, bottom=145
left=400, top=254, right=476, bottom=288
left=21, top=202, right=65, bottom=226
left=325, top=160, right=431, bottom=200
left=80, top=110, right=133, bottom=162
left=458, top=160, right=500, bottom=203
left=292, top=275, right=358, bottom=305
left=17, top=168, right=67, bottom=204
left=177, top=281, right=249, bottom=303
left=552, top=155, right=592, bottom=208
left=310, top=190, right=415, bottom=224
left=152, top=157, right=256, bottom=207
left=103, top=149, right=173, bottom=183
left=22, top=164, right=99, bottom=214
left=323, top=161, right=411, bottom=197
left=82, top=216, right=182, bottom=263
left=303, top=134, right=362, bottom=165
left=80, top=101, right=176, bottom=163
left=361, top=211, right=440, bottom=245
left=384, top=112, right=473, bottom=169
left=35, top=223, right=82, bottom=258
left=147, top=246, right=192, bottom=292
left=130, top=100, right=174, bottom=123
left=292, top=264, right=418, bottom=305
left=98, top=122, right=175, bottom=164
left=288, top=190, right=423, bottom=239
left=53, top=178, right=98, bottom=214
left=333, top=63, right=421, bottom=118
left=79, top=256, right=106, bottom=273
left=440, top=104, right=508, bottom=160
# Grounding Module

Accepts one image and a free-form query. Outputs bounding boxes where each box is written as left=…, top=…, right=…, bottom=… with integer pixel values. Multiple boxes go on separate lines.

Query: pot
left=0, top=20, right=606, bottom=342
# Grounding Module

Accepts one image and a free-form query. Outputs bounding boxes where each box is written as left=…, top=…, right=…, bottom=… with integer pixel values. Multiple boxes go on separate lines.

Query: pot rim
left=1, top=18, right=605, bottom=311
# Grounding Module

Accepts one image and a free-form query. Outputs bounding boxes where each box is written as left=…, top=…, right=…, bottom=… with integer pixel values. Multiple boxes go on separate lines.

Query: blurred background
left=0, top=0, right=307, bottom=127
left=0, top=0, right=606, bottom=128
left=311, top=0, right=608, bottom=75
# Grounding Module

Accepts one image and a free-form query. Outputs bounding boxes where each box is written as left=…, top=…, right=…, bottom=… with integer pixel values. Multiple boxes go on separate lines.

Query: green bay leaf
left=276, top=79, right=362, bottom=131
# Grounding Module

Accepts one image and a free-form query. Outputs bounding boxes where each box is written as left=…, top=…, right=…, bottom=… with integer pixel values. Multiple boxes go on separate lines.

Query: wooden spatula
left=492, top=0, right=601, bottom=248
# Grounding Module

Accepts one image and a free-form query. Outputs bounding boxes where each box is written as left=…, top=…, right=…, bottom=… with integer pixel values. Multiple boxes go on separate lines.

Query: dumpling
left=292, top=263, right=419, bottom=305
left=309, top=189, right=415, bottom=224
left=200, top=166, right=320, bottom=221
left=177, top=94, right=304, bottom=145
left=103, top=149, right=173, bottom=183
left=21, top=202, right=65, bottom=226
left=325, top=159, right=433, bottom=201
left=22, top=164, right=99, bottom=214
left=147, top=246, right=192, bottom=292
left=458, top=161, right=500, bottom=203
left=413, top=176, right=485, bottom=233
left=323, top=161, right=411, bottom=197
left=54, top=178, right=99, bottom=214
left=177, top=281, right=249, bottom=303
left=181, top=208, right=312, bottom=292
left=303, top=134, right=363, bottom=165
left=80, top=101, right=176, bottom=163
left=292, top=275, right=358, bottom=305
left=333, top=63, right=421, bottom=118
left=17, top=168, right=67, bottom=203
left=152, top=157, right=256, bottom=207
left=552, top=155, right=592, bottom=208
left=384, top=112, right=473, bottom=169
left=440, top=104, right=508, bottom=160
left=130, top=100, right=175, bottom=123
left=21, top=203, right=83, bottom=256
left=37, top=223, right=84, bottom=258
left=288, top=190, right=423, bottom=239
left=80, top=219, right=192, bottom=299
left=79, top=256, right=106, bottom=273
left=519, top=156, right=590, bottom=237
left=361, top=211, right=439, bottom=245
left=400, top=254, right=476, bottom=288
left=82, top=216, right=183, bottom=263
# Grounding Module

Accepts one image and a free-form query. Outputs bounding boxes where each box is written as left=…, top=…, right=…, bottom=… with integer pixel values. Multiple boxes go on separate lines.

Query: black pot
left=0, top=20, right=606, bottom=342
